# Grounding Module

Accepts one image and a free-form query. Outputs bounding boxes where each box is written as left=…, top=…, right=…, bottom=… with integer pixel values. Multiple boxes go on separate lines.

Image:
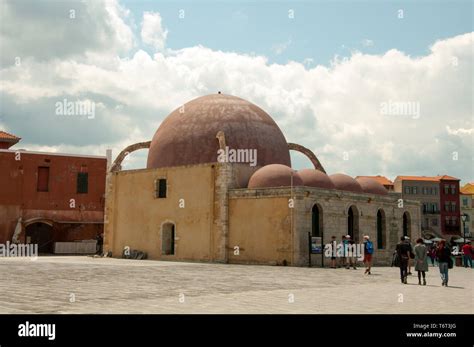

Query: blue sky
left=123, top=0, right=473, bottom=65
left=0, top=0, right=472, bottom=182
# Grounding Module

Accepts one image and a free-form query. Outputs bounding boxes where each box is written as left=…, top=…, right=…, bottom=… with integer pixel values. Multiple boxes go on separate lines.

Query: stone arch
left=110, top=141, right=151, bottom=172
left=288, top=143, right=326, bottom=173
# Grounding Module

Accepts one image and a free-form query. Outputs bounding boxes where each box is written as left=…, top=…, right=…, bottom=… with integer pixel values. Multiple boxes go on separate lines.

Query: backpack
left=366, top=241, right=374, bottom=254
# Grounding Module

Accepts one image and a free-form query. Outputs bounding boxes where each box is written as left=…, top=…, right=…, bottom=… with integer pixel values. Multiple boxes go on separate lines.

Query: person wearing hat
left=363, top=235, right=374, bottom=275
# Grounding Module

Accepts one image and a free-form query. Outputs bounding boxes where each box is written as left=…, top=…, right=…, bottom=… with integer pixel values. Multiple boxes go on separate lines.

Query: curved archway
left=377, top=209, right=386, bottom=249
left=25, top=222, right=53, bottom=253
left=347, top=205, right=360, bottom=242
left=110, top=141, right=151, bottom=172
left=288, top=143, right=326, bottom=173
left=403, top=211, right=411, bottom=238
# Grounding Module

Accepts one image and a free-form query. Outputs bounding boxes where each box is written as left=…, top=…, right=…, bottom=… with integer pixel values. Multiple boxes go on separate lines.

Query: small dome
left=329, top=173, right=364, bottom=193
left=248, top=164, right=303, bottom=188
left=356, top=177, right=388, bottom=195
left=298, top=169, right=335, bottom=189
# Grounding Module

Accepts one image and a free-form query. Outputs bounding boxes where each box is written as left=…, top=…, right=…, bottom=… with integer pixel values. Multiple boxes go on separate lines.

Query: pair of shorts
left=364, top=254, right=372, bottom=262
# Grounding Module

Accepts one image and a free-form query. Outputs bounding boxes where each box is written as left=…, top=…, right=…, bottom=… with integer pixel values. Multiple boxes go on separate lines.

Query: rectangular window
left=444, top=202, right=449, bottom=212
left=404, top=187, right=410, bottom=194
left=432, top=218, right=438, bottom=226
left=412, top=187, right=417, bottom=194
left=444, top=185, right=449, bottom=194
left=452, top=202, right=456, bottom=212
left=37, top=167, right=50, bottom=192
left=463, top=198, right=469, bottom=206
left=156, top=178, right=167, bottom=198
left=450, top=185, right=456, bottom=194
left=77, top=172, right=89, bottom=194
left=433, top=203, right=438, bottom=212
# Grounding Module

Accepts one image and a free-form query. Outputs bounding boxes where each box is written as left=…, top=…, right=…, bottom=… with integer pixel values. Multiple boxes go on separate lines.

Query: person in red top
left=462, top=241, right=472, bottom=268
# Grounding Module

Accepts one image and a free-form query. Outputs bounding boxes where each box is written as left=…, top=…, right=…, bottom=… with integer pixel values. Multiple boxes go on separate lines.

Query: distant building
left=394, top=175, right=461, bottom=238
left=0, top=131, right=107, bottom=253
left=460, top=182, right=474, bottom=238
left=355, top=175, right=394, bottom=192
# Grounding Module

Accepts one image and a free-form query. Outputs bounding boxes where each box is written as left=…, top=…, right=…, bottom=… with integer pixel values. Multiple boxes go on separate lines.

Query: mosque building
left=104, top=94, right=421, bottom=266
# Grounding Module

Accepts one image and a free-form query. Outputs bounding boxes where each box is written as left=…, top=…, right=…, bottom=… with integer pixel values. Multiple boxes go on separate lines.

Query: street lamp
left=461, top=214, right=468, bottom=245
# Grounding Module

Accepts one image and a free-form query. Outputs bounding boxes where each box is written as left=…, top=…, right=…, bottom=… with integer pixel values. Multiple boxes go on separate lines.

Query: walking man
left=396, top=236, right=411, bottom=284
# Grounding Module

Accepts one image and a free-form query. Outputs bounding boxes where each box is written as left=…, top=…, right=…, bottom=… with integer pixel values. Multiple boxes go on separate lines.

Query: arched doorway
left=312, top=204, right=323, bottom=238
left=161, top=222, right=175, bottom=255
left=377, top=209, right=386, bottom=249
left=403, top=212, right=411, bottom=238
left=347, top=205, right=359, bottom=242
left=25, top=222, right=53, bottom=253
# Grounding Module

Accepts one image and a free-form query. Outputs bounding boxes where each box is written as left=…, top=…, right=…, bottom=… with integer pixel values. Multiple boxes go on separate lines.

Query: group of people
left=394, top=236, right=459, bottom=286
left=328, top=234, right=374, bottom=275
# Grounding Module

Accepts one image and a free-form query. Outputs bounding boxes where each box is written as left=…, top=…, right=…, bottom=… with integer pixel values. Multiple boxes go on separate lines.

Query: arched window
left=377, top=209, right=386, bottom=249
left=162, top=223, right=175, bottom=255
left=347, top=205, right=359, bottom=242
left=403, top=212, right=411, bottom=238
left=312, top=204, right=323, bottom=238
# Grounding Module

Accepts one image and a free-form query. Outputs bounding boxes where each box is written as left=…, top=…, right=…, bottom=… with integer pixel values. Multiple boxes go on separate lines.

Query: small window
left=450, top=185, right=456, bottom=194
left=432, top=218, right=438, bottom=226
left=463, top=198, right=469, bottom=206
left=37, top=167, right=50, bottom=192
left=156, top=179, right=167, bottom=198
left=444, top=185, right=449, bottom=194
left=412, top=187, right=417, bottom=194
left=404, top=187, right=410, bottom=194
left=77, top=172, right=89, bottom=194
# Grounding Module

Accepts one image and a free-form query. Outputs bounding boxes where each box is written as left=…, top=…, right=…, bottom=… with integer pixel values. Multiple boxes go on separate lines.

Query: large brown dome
left=147, top=94, right=291, bottom=169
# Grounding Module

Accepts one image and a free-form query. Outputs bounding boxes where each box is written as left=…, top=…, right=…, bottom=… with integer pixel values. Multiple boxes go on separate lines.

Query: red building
left=438, top=175, right=462, bottom=234
left=0, top=131, right=107, bottom=253
left=394, top=175, right=461, bottom=237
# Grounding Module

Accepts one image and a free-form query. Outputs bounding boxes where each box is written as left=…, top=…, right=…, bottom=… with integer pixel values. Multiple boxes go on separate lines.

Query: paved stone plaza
left=0, top=256, right=472, bottom=314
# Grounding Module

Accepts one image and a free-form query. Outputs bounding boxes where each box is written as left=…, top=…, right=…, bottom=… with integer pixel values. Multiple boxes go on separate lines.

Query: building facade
left=104, top=94, right=421, bottom=266
left=0, top=132, right=107, bottom=253
left=394, top=175, right=461, bottom=238
left=460, top=183, right=474, bottom=238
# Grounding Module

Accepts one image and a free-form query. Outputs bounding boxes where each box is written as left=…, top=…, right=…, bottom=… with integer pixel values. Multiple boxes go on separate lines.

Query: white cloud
left=0, top=1, right=472, bottom=182
left=141, top=12, right=168, bottom=51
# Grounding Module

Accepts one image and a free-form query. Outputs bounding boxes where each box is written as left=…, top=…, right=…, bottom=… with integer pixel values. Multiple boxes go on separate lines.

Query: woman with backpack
left=414, top=238, right=428, bottom=285
left=363, top=235, right=374, bottom=275
left=436, top=240, right=452, bottom=287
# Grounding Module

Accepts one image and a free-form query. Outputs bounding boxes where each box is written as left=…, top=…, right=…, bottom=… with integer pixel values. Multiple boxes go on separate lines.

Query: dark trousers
left=399, top=256, right=408, bottom=280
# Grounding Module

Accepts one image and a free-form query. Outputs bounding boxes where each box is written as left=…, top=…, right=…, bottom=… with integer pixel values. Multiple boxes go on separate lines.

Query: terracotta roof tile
left=0, top=130, right=21, bottom=141
left=395, top=175, right=460, bottom=182
left=355, top=175, right=393, bottom=186
left=461, top=183, right=474, bottom=194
